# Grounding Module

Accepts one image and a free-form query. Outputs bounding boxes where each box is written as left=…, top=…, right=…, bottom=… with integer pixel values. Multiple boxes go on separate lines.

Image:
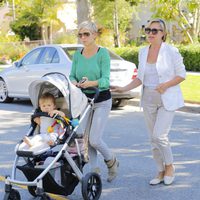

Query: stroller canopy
left=28, top=73, right=88, bottom=119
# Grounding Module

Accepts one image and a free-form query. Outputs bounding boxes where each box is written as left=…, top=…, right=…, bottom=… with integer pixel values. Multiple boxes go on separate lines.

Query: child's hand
left=48, top=140, right=55, bottom=146
left=49, top=110, right=65, bottom=118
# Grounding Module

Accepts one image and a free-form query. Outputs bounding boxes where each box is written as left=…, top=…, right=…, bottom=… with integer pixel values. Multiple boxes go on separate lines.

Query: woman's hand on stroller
left=77, top=77, right=98, bottom=89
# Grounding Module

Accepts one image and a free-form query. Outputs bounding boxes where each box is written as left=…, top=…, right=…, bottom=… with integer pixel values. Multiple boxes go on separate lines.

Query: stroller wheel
left=81, top=172, right=102, bottom=200
left=27, top=186, right=37, bottom=197
left=35, top=193, right=51, bottom=200
left=3, top=189, right=21, bottom=200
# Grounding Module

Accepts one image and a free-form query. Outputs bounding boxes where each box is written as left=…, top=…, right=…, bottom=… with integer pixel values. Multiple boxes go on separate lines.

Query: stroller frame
left=4, top=73, right=102, bottom=200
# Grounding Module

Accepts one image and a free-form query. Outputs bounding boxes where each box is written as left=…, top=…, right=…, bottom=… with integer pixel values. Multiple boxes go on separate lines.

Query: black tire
left=3, top=189, right=21, bottom=200
left=35, top=193, right=51, bottom=200
left=112, top=99, right=127, bottom=108
left=27, top=186, right=37, bottom=197
left=81, top=172, right=102, bottom=200
left=0, top=78, right=13, bottom=103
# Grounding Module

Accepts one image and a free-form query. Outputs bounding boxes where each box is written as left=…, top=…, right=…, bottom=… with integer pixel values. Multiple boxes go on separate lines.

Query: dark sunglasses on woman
left=145, top=28, right=163, bottom=35
left=78, top=32, right=91, bottom=38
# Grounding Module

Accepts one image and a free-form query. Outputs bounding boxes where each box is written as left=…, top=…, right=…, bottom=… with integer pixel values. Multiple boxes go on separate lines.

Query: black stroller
left=3, top=73, right=102, bottom=200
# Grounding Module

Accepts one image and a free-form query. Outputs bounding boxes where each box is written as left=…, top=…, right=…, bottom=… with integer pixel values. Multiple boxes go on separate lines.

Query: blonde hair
left=78, top=21, right=98, bottom=33
left=147, top=19, right=167, bottom=41
left=39, top=93, right=56, bottom=106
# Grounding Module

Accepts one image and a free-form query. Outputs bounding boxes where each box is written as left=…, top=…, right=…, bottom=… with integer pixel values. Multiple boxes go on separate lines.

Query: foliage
left=178, top=44, right=200, bottom=71
left=148, top=0, right=200, bottom=44
left=91, top=0, right=134, bottom=31
left=53, top=32, right=77, bottom=44
left=112, top=44, right=200, bottom=71
left=0, top=34, right=20, bottom=43
left=10, top=12, right=41, bottom=40
left=0, top=42, right=29, bottom=62
left=96, top=28, right=115, bottom=47
left=111, top=46, right=141, bottom=67
left=9, top=0, right=63, bottom=41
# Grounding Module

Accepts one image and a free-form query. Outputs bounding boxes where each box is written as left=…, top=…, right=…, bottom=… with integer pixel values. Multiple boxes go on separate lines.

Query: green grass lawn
left=181, top=74, right=200, bottom=104
left=0, top=67, right=199, bottom=104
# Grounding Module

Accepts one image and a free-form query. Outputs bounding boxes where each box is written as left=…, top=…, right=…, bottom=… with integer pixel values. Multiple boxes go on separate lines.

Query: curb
left=128, top=98, right=200, bottom=114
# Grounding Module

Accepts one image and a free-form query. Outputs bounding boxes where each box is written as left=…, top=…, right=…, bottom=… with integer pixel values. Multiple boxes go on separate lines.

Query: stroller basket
left=17, top=155, right=82, bottom=196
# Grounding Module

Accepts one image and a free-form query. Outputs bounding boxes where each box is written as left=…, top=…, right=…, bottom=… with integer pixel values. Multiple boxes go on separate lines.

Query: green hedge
left=112, top=45, right=200, bottom=72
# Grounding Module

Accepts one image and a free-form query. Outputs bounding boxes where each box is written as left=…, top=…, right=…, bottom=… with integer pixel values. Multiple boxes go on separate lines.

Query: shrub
left=111, top=46, right=141, bottom=67
left=112, top=44, right=200, bottom=71
left=0, top=43, right=30, bottom=62
left=178, top=44, right=200, bottom=72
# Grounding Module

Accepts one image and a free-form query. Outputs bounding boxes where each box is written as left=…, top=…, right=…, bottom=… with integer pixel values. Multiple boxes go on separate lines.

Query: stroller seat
left=15, top=141, right=51, bottom=157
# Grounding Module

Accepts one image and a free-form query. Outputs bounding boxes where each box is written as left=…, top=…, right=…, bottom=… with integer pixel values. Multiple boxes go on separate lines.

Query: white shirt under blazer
left=137, top=42, right=186, bottom=111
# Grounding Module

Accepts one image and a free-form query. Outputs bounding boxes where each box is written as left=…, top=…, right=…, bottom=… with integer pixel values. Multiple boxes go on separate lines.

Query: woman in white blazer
left=111, top=19, right=186, bottom=185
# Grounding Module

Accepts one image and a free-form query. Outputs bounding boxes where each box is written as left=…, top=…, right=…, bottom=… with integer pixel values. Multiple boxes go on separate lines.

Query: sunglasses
left=145, top=28, right=163, bottom=35
left=78, top=32, right=91, bottom=38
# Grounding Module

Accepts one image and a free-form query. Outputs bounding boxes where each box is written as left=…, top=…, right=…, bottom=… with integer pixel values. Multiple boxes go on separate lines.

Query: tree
left=76, top=0, right=91, bottom=25
left=91, top=0, right=138, bottom=47
left=10, top=12, right=41, bottom=40
left=10, top=0, right=63, bottom=42
left=149, top=0, right=200, bottom=43
left=184, top=0, right=200, bottom=42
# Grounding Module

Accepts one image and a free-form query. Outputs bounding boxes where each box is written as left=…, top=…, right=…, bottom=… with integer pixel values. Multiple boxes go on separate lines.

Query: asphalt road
left=0, top=100, right=200, bottom=200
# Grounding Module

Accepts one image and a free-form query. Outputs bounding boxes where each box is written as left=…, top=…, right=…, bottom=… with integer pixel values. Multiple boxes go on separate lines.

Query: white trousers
left=142, top=87, right=175, bottom=172
left=78, top=98, right=113, bottom=169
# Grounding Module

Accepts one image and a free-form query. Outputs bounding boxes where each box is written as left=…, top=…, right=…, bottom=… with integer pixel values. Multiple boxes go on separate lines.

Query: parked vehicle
left=0, top=44, right=139, bottom=107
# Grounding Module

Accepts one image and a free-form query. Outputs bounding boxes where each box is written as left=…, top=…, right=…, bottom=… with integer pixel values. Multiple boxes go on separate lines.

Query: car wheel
left=0, top=78, right=13, bottom=103
left=112, top=99, right=127, bottom=108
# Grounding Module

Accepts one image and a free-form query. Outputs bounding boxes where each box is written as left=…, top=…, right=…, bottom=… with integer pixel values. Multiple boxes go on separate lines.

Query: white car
left=0, top=44, right=140, bottom=107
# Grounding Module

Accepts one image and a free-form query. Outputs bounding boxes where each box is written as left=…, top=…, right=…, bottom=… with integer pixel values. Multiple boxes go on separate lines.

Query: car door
left=7, top=47, right=44, bottom=97
left=37, top=47, right=66, bottom=76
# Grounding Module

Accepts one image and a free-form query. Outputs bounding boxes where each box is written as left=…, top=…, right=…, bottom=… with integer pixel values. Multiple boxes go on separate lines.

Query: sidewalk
left=0, top=64, right=12, bottom=69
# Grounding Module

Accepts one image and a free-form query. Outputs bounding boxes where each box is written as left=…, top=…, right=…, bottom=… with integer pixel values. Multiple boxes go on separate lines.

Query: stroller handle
left=82, top=87, right=100, bottom=102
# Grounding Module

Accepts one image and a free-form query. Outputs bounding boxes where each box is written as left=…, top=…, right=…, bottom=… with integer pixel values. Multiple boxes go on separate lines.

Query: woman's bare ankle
left=164, top=164, right=174, bottom=177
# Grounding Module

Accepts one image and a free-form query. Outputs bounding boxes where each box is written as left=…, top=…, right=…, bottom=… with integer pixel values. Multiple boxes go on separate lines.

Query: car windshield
left=62, top=47, right=122, bottom=61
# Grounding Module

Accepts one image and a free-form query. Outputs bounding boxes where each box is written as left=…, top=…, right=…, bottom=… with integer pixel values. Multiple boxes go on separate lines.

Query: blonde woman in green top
left=69, top=21, right=119, bottom=182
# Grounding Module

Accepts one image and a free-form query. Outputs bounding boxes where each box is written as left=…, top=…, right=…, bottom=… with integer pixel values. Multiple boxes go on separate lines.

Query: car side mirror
left=13, top=61, right=19, bottom=68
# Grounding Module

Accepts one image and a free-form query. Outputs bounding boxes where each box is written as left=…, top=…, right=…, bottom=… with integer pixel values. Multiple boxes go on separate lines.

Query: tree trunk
left=194, top=7, right=200, bottom=40
left=76, top=0, right=91, bottom=25
left=42, top=25, right=47, bottom=45
left=113, top=0, right=120, bottom=47
left=49, top=20, right=53, bottom=44
left=178, top=0, right=193, bottom=43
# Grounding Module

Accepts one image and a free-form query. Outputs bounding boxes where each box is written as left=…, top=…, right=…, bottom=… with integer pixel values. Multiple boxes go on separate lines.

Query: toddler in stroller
left=4, top=73, right=102, bottom=200
left=20, top=92, right=66, bottom=153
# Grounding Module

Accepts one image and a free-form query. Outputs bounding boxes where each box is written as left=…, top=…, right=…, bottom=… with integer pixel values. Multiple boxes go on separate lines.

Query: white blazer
left=137, top=42, right=186, bottom=111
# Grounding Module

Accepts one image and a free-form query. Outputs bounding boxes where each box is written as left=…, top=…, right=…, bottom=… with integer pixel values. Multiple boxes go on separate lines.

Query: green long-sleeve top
left=69, top=47, right=110, bottom=93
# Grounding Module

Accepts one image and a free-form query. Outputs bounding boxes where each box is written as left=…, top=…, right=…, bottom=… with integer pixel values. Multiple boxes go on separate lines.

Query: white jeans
left=81, top=98, right=113, bottom=169
left=142, top=87, right=175, bottom=172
